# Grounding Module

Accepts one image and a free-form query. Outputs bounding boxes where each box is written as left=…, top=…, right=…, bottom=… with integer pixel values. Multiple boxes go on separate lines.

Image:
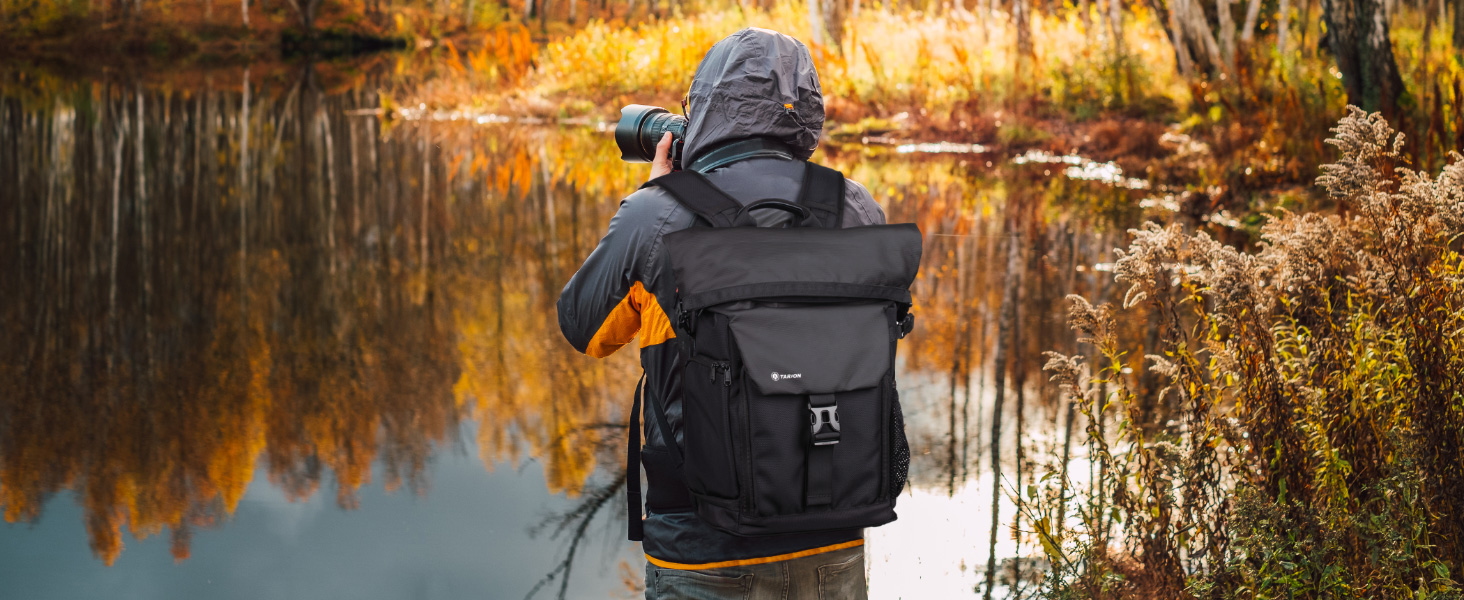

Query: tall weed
left=1033, top=107, right=1464, bottom=599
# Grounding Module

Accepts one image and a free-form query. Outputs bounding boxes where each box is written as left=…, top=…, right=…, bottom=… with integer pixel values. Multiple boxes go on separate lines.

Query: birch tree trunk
left=1240, top=0, right=1261, bottom=41
left=1080, top=0, right=1093, bottom=40
left=806, top=0, right=826, bottom=46
left=1454, top=0, right=1463, bottom=50
left=1109, top=0, right=1124, bottom=53
left=1277, top=0, right=1291, bottom=56
left=1181, top=0, right=1224, bottom=73
left=1016, top=0, right=1033, bottom=55
left=1166, top=0, right=1196, bottom=75
left=1320, top=0, right=1408, bottom=115
left=1218, top=0, right=1236, bottom=64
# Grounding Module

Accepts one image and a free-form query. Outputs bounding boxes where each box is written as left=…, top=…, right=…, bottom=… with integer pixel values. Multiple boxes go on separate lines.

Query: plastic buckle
left=809, top=403, right=840, bottom=446
left=676, top=300, right=697, bottom=336
left=898, top=313, right=915, bottom=339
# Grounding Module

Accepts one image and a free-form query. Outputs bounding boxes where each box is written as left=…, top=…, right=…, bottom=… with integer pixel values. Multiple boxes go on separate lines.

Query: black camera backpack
left=627, top=163, right=921, bottom=538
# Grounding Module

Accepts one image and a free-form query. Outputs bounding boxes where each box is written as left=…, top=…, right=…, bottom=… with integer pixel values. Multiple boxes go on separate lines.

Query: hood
left=682, top=28, right=825, bottom=166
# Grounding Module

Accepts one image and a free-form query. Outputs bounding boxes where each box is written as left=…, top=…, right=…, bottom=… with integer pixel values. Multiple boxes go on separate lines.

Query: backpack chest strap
left=807, top=393, right=839, bottom=506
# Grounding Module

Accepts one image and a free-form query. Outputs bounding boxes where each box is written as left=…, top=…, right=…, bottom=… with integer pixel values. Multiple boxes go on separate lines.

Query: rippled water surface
left=0, top=63, right=1168, bottom=598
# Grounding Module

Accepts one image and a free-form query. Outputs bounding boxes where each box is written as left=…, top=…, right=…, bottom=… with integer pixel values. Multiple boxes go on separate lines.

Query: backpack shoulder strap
left=643, top=171, right=743, bottom=228
left=796, top=163, right=846, bottom=229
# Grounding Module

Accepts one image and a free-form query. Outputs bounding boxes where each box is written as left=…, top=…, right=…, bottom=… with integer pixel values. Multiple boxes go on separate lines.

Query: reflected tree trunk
left=136, top=83, right=153, bottom=366
left=348, top=107, right=361, bottom=239
left=241, top=68, right=251, bottom=309
left=320, top=103, right=339, bottom=274
left=1008, top=226, right=1027, bottom=596
left=1056, top=230, right=1078, bottom=537
left=947, top=236, right=966, bottom=497
left=109, top=93, right=125, bottom=347
left=419, top=125, right=429, bottom=271
left=982, top=228, right=1022, bottom=600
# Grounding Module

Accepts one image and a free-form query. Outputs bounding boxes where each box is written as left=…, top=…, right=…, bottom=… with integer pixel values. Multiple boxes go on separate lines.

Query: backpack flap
left=663, top=223, right=922, bottom=311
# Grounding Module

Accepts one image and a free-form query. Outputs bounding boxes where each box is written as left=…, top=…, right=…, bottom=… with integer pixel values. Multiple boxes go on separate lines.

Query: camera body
left=615, top=105, right=687, bottom=171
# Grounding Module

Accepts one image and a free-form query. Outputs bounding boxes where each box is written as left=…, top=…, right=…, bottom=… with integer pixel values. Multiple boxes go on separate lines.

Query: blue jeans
left=644, top=545, right=867, bottom=600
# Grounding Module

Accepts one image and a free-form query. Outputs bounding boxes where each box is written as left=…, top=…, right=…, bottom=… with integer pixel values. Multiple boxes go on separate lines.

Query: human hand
left=648, top=132, right=674, bottom=181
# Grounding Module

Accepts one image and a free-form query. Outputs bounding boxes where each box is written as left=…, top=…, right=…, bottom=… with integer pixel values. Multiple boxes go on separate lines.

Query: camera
left=615, top=105, right=686, bottom=170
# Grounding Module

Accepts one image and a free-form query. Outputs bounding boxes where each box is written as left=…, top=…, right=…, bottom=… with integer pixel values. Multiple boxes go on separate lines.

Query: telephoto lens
left=615, top=105, right=687, bottom=169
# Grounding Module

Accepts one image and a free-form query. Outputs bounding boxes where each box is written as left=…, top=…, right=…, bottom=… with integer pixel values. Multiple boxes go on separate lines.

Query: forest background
left=4, top=0, right=1464, bottom=598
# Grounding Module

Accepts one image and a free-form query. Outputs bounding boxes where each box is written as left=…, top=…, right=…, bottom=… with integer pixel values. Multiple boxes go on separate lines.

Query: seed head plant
left=1029, top=107, right=1464, bottom=600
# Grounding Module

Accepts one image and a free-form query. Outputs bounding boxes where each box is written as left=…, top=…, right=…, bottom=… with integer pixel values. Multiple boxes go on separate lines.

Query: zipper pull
left=709, top=363, right=719, bottom=382
left=720, top=362, right=732, bottom=387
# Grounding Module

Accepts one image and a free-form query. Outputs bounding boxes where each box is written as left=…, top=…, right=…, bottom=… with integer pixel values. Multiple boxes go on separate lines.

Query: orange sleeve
left=583, top=282, right=676, bottom=358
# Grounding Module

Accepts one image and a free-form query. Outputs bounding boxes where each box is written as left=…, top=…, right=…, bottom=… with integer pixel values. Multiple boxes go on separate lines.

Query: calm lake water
left=0, top=62, right=1171, bottom=598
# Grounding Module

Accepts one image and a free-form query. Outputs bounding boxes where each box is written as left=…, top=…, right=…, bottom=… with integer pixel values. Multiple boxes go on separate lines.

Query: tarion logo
left=770, top=372, right=803, bottom=382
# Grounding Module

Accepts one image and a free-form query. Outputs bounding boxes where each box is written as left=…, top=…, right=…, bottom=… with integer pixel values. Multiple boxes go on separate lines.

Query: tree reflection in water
left=0, top=64, right=1157, bottom=591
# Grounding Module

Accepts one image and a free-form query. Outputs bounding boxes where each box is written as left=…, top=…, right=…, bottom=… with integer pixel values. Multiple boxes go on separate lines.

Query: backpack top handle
left=647, top=162, right=846, bottom=229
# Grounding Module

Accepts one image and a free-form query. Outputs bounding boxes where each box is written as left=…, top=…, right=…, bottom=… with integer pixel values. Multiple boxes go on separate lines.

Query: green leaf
left=1036, top=517, right=1065, bottom=565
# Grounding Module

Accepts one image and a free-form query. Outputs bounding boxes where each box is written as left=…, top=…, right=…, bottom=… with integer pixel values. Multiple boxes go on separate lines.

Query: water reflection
left=1, top=62, right=1161, bottom=595
left=0, top=66, right=640, bottom=567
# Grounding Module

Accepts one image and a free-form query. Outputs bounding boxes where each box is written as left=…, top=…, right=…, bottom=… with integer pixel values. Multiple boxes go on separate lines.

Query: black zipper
left=739, top=367, right=756, bottom=515
left=687, top=354, right=719, bottom=376
left=716, top=361, right=737, bottom=507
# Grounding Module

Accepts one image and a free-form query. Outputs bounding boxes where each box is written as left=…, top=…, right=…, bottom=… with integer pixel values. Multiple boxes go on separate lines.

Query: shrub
left=1031, top=107, right=1464, bottom=599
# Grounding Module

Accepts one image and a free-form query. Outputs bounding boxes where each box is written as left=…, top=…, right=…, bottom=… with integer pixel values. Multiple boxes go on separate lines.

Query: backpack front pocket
left=725, top=302, right=895, bottom=517
left=683, top=356, right=740, bottom=500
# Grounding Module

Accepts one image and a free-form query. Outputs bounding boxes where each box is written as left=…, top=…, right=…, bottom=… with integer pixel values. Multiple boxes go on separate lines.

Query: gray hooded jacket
left=557, top=28, right=884, bottom=565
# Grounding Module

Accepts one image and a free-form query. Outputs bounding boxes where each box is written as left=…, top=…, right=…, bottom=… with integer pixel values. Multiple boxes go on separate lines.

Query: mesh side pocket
left=890, top=388, right=910, bottom=498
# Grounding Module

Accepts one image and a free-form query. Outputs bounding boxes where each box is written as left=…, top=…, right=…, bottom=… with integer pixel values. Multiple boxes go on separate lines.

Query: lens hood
left=615, top=105, right=670, bottom=163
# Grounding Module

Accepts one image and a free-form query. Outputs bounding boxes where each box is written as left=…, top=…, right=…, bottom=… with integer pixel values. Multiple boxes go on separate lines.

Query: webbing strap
left=627, top=373, right=646, bottom=541
left=646, top=171, right=744, bottom=228
left=806, top=393, right=838, bottom=506
left=796, top=163, right=846, bottom=229
left=627, top=369, right=688, bottom=542
left=646, top=377, right=685, bottom=468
